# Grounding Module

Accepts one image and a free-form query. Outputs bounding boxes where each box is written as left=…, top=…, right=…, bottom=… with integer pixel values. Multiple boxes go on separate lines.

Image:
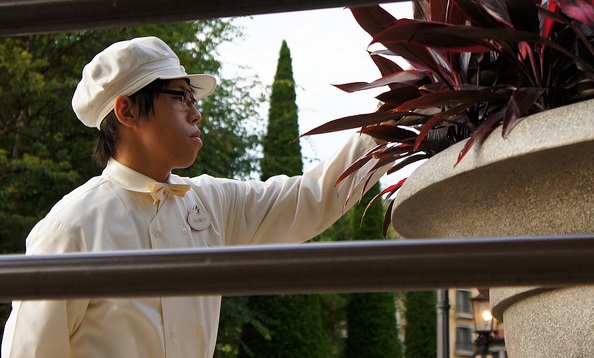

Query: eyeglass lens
left=182, top=91, right=199, bottom=110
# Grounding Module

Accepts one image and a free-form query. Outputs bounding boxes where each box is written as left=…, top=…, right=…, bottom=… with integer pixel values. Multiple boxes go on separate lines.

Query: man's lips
left=190, top=130, right=201, bottom=141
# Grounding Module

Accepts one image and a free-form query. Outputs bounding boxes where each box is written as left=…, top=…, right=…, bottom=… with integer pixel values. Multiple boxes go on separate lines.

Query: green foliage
left=403, top=291, right=437, bottom=358
left=345, top=183, right=403, bottom=358
left=317, top=212, right=352, bottom=243
left=215, top=296, right=267, bottom=358
left=346, top=293, right=402, bottom=358
left=350, top=182, right=384, bottom=240
left=319, top=293, right=349, bottom=356
left=0, top=150, right=80, bottom=254
left=312, top=202, right=353, bottom=356
left=239, top=40, right=329, bottom=357
left=239, top=295, right=330, bottom=358
left=260, top=40, right=302, bottom=180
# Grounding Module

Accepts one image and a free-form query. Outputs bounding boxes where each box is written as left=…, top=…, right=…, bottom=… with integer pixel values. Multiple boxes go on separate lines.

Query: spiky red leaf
left=396, top=89, right=508, bottom=111
left=413, top=103, right=475, bottom=149
left=350, top=5, right=397, bottom=37
left=419, top=25, right=594, bottom=72
left=370, top=19, right=443, bottom=74
left=300, top=111, right=414, bottom=137
left=556, top=0, right=594, bottom=27
left=334, top=155, right=374, bottom=188
left=375, top=84, right=423, bottom=107
left=387, top=154, right=431, bottom=175
left=382, top=200, right=396, bottom=237
left=455, top=107, right=505, bottom=166
left=539, top=2, right=559, bottom=39
left=453, top=0, right=512, bottom=27
left=359, top=124, right=418, bottom=143
left=374, top=19, right=493, bottom=53
left=333, top=70, right=427, bottom=93
left=502, top=87, right=546, bottom=137
left=370, top=53, right=404, bottom=76
left=429, top=0, right=447, bottom=22
left=381, top=178, right=408, bottom=197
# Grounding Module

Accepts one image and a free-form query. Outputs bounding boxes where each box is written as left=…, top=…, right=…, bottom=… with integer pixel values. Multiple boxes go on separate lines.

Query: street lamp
left=471, top=293, right=501, bottom=357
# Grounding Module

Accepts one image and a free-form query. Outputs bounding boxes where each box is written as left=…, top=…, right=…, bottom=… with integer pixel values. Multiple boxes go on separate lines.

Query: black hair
left=92, top=79, right=173, bottom=166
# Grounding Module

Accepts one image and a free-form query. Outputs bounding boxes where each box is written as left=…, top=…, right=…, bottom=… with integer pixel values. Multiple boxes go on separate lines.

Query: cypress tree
left=260, top=40, right=302, bottom=180
left=345, top=183, right=403, bottom=358
left=403, top=291, right=437, bottom=358
left=239, top=40, right=329, bottom=358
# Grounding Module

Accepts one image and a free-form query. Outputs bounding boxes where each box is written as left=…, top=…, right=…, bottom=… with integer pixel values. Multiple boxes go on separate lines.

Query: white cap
left=72, top=36, right=217, bottom=129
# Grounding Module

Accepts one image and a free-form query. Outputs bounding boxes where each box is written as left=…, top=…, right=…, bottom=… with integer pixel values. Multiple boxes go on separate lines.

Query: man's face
left=135, top=79, right=204, bottom=173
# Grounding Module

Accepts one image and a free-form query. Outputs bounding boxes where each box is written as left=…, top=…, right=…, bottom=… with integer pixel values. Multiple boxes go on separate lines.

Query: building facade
left=449, top=288, right=507, bottom=358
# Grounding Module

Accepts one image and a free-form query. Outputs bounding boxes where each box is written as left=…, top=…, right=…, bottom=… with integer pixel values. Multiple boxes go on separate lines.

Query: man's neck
left=112, top=154, right=170, bottom=183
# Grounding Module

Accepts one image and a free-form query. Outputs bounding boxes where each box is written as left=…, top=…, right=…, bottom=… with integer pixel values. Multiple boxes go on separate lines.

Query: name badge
left=187, top=205, right=211, bottom=231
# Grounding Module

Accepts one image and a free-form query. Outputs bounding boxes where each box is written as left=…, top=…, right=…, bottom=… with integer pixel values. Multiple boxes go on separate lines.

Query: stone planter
left=391, top=98, right=594, bottom=357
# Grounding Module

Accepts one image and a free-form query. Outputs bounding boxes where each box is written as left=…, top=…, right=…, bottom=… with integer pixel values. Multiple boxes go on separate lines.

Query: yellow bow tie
left=147, top=182, right=190, bottom=204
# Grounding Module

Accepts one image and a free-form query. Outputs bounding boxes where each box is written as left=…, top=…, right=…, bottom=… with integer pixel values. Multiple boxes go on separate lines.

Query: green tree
left=317, top=213, right=351, bottom=355
left=404, top=291, right=437, bottom=358
left=315, top=214, right=352, bottom=356
left=259, top=40, right=302, bottom=180
left=345, top=183, right=403, bottom=358
left=238, top=40, right=329, bottom=358
left=0, top=20, right=264, bottom=340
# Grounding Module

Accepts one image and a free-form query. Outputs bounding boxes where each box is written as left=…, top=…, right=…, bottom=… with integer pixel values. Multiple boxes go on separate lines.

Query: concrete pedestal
left=391, top=99, right=594, bottom=357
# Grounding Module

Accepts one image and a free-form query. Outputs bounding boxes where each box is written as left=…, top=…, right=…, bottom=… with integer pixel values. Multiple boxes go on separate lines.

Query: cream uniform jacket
left=2, top=133, right=385, bottom=358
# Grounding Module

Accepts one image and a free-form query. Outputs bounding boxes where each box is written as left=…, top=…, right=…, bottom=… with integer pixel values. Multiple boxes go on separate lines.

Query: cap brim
left=188, top=74, right=217, bottom=100
left=160, top=73, right=217, bottom=100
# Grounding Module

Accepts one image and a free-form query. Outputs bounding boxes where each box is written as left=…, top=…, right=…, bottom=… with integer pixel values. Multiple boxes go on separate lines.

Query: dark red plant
left=302, top=0, right=594, bottom=234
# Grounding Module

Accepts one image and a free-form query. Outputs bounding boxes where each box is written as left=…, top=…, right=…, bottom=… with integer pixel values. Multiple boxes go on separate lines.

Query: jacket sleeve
left=219, top=133, right=388, bottom=245
left=2, top=299, right=89, bottom=358
left=1, top=219, right=89, bottom=358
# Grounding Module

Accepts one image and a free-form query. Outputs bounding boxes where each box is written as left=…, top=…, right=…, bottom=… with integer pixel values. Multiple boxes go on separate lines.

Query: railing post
left=437, top=289, right=450, bottom=358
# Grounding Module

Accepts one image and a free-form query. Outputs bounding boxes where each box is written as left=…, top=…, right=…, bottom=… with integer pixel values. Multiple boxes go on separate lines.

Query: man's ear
left=113, top=95, right=139, bottom=128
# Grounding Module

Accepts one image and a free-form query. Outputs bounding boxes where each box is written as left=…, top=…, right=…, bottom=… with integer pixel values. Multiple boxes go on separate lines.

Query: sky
left=217, top=2, right=416, bottom=181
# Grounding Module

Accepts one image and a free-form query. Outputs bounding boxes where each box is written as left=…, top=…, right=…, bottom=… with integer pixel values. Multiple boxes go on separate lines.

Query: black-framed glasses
left=156, top=89, right=199, bottom=111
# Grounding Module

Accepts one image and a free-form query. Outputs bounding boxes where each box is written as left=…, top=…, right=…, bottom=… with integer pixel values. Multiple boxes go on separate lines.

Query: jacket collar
left=102, top=159, right=185, bottom=193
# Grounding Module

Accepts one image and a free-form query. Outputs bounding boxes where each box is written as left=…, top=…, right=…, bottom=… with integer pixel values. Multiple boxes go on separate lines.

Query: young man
left=2, top=36, right=386, bottom=357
